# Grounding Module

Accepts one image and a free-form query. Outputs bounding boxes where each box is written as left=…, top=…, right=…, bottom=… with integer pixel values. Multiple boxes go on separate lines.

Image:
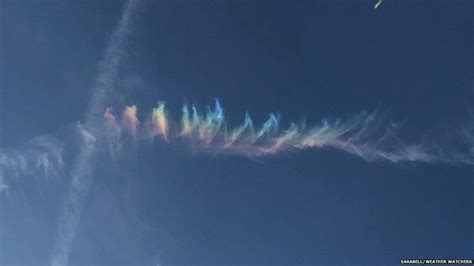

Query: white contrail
left=50, top=1, right=140, bottom=265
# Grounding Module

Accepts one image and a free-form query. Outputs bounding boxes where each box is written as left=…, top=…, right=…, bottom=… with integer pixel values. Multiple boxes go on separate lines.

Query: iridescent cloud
left=106, top=99, right=474, bottom=164
left=121, top=105, right=139, bottom=138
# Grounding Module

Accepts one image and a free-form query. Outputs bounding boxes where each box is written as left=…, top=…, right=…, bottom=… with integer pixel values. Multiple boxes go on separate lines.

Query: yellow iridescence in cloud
left=121, top=105, right=139, bottom=138
left=152, top=102, right=169, bottom=141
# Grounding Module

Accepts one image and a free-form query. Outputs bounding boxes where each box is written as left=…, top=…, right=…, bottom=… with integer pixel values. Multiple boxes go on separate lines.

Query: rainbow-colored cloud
left=102, top=99, right=474, bottom=164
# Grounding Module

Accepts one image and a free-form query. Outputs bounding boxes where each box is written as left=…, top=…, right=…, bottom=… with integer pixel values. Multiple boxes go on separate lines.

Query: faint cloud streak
left=50, top=1, right=141, bottom=265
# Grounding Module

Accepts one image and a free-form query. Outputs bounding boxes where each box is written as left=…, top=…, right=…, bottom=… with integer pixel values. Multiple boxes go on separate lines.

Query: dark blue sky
left=1, top=0, right=473, bottom=265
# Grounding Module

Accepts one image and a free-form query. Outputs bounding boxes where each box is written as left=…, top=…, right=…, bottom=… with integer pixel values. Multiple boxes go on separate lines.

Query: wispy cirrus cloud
left=1, top=1, right=472, bottom=265
left=0, top=135, right=64, bottom=193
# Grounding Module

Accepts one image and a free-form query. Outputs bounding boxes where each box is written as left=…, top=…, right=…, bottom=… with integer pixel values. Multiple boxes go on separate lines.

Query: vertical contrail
left=50, top=1, right=140, bottom=265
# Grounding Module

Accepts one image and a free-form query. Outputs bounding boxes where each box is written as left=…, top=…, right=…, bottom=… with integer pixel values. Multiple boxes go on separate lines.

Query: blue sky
left=1, top=0, right=473, bottom=265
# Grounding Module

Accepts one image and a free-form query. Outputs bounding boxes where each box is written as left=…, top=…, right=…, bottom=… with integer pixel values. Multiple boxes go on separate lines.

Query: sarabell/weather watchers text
left=401, top=259, right=473, bottom=264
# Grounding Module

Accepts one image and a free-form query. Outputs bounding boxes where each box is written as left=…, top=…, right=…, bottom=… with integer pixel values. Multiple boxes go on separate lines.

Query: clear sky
left=1, top=0, right=473, bottom=265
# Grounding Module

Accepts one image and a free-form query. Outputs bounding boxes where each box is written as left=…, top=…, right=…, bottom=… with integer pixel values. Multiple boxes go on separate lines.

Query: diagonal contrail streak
left=50, top=1, right=140, bottom=265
